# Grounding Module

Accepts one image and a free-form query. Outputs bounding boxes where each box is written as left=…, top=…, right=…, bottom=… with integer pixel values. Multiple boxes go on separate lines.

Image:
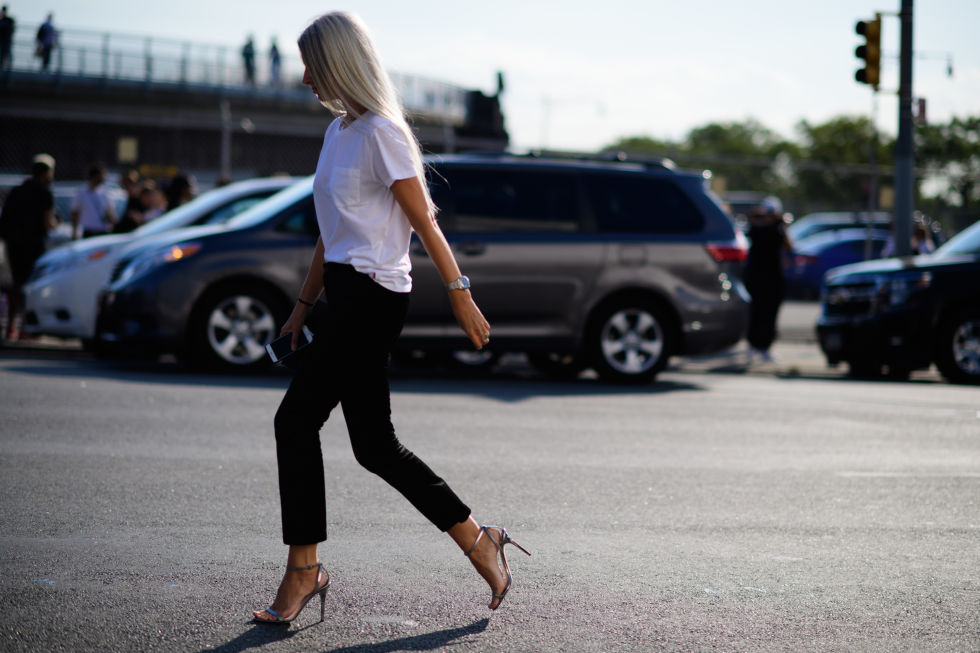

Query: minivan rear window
left=431, top=168, right=580, bottom=233
left=584, top=174, right=705, bottom=233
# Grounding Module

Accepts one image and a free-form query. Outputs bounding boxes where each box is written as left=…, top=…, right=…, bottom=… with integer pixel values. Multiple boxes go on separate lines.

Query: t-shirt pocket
left=329, top=167, right=363, bottom=208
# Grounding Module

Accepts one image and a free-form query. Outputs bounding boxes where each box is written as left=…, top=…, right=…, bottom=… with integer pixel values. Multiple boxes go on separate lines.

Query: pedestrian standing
left=0, top=154, right=56, bottom=340
left=70, top=163, right=117, bottom=239
left=34, top=13, right=56, bottom=72
left=241, top=35, right=255, bottom=85
left=0, top=6, right=15, bottom=71
left=163, top=173, right=195, bottom=210
left=113, top=169, right=144, bottom=234
left=268, top=37, right=281, bottom=86
left=251, top=11, right=529, bottom=625
left=744, top=196, right=792, bottom=363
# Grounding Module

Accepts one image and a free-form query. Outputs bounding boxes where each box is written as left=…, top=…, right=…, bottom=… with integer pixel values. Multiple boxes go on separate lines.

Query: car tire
left=935, top=308, right=980, bottom=385
left=528, top=352, right=584, bottom=380
left=189, top=284, right=285, bottom=372
left=587, top=299, right=673, bottom=384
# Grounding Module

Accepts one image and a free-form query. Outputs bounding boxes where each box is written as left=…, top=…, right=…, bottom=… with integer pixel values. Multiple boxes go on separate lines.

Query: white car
left=23, top=177, right=298, bottom=344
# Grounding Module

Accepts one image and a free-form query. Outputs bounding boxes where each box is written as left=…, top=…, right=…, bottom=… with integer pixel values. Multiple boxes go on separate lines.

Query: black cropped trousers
left=274, top=263, right=471, bottom=545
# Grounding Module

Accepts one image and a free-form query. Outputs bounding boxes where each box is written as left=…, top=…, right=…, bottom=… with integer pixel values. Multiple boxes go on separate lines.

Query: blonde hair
left=298, top=12, right=433, bottom=210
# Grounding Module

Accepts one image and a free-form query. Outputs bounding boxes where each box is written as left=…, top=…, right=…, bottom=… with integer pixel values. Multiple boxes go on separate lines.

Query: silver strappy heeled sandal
left=252, top=562, right=330, bottom=625
left=464, top=525, right=531, bottom=610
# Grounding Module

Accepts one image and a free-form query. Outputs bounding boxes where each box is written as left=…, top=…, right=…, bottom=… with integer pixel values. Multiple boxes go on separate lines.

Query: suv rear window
left=584, top=174, right=705, bottom=233
left=431, top=167, right=581, bottom=233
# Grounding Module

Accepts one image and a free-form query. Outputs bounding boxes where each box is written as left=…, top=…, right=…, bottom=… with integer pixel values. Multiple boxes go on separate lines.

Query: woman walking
left=252, top=12, right=528, bottom=625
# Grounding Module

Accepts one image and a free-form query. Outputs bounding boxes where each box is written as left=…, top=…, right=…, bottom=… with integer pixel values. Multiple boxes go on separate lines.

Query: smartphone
left=266, top=325, right=314, bottom=363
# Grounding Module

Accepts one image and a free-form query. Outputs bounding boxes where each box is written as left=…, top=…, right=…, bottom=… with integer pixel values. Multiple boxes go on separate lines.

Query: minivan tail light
left=706, top=235, right=748, bottom=263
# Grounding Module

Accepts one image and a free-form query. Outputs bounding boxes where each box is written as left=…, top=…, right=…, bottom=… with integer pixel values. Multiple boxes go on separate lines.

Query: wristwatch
left=446, top=275, right=471, bottom=291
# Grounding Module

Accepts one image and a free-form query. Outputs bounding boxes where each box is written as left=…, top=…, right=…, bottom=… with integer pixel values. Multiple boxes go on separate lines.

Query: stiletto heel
left=253, top=562, right=330, bottom=625
left=464, top=525, right=531, bottom=610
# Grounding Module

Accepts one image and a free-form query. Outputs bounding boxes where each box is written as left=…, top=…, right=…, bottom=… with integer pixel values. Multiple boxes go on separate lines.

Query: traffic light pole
left=893, top=0, right=914, bottom=256
left=865, top=91, right=879, bottom=261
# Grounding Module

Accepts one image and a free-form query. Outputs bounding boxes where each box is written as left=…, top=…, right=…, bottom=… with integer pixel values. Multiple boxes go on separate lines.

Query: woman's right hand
left=280, top=304, right=311, bottom=350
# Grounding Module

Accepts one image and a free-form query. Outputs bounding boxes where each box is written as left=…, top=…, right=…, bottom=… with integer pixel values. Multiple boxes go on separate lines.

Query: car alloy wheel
left=590, top=300, right=673, bottom=383
left=205, top=294, right=278, bottom=367
left=936, top=309, right=980, bottom=384
left=952, top=321, right=980, bottom=375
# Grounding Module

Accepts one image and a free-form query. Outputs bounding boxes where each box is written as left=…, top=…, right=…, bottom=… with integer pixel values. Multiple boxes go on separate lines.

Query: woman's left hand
left=449, top=290, right=491, bottom=350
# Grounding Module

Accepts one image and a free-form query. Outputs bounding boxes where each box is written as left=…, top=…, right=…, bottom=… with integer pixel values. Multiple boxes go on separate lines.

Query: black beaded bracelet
left=297, top=297, right=314, bottom=307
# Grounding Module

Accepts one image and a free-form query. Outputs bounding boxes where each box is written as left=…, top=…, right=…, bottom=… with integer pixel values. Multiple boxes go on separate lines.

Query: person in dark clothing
left=164, top=173, right=195, bottom=210
left=0, top=6, right=15, bottom=71
left=0, top=154, right=56, bottom=340
left=268, top=37, right=281, bottom=86
left=35, top=13, right=55, bottom=72
left=113, top=169, right=144, bottom=234
left=744, top=196, right=792, bottom=363
left=241, top=35, right=255, bottom=85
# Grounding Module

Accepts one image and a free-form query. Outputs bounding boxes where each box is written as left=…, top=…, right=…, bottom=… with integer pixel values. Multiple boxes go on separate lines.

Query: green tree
left=605, top=121, right=799, bottom=200
left=683, top=120, right=796, bottom=194
left=917, top=116, right=980, bottom=232
left=793, top=115, right=893, bottom=213
left=604, top=135, right=677, bottom=156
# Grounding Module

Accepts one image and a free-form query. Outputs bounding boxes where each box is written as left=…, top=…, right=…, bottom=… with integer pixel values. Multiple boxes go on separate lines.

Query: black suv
left=817, top=219, right=980, bottom=384
left=96, top=153, right=750, bottom=382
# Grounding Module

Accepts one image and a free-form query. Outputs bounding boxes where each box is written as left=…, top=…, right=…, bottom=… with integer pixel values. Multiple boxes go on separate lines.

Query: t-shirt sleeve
left=370, top=121, right=418, bottom=188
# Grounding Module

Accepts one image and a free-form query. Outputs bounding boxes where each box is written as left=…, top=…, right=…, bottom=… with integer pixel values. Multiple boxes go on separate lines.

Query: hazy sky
left=15, top=1, right=980, bottom=151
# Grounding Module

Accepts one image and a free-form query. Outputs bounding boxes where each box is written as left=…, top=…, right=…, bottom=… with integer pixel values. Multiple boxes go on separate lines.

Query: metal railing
left=3, top=22, right=467, bottom=123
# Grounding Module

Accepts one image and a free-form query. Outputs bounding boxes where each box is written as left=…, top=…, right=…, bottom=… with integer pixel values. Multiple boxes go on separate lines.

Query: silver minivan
left=405, top=154, right=750, bottom=382
left=96, top=154, right=749, bottom=383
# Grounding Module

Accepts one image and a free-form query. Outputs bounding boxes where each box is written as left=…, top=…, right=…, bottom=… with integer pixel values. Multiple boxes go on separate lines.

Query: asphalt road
left=0, top=338, right=977, bottom=652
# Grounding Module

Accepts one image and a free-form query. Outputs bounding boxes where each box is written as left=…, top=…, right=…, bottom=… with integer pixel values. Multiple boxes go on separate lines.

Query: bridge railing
left=5, top=22, right=467, bottom=123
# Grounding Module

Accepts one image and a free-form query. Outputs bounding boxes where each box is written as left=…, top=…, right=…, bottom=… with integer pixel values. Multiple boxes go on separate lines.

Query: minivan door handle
left=455, top=240, right=486, bottom=256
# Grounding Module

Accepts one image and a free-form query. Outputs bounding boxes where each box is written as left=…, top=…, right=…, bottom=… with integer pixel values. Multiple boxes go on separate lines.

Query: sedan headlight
left=114, top=243, right=202, bottom=286
left=30, top=247, right=112, bottom=281
left=876, top=271, right=932, bottom=308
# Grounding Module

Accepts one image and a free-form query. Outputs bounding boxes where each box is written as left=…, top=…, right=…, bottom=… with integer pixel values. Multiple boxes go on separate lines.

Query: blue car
left=784, top=228, right=890, bottom=298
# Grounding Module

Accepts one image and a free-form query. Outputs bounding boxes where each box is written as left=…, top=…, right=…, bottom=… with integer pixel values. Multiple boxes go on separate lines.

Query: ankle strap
left=287, top=562, right=321, bottom=571
left=464, top=526, right=487, bottom=557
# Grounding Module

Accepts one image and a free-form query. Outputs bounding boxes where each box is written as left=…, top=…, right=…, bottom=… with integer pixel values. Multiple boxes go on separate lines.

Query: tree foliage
left=603, top=114, right=978, bottom=229
left=917, top=116, right=980, bottom=230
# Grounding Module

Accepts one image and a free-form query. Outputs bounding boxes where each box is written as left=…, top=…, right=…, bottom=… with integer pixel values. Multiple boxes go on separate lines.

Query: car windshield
left=226, top=177, right=314, bottom=229
left=934, top=220, right=980, bottom=257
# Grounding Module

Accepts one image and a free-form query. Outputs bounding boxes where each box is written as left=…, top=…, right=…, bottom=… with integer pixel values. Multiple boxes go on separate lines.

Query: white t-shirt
left=313, top=111, right=418, bottom=292
left=71, top=185, right=112, bottom=233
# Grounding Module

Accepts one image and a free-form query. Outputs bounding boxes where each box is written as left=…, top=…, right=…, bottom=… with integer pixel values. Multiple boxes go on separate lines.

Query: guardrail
left=2, top=22, right=467, bottom=123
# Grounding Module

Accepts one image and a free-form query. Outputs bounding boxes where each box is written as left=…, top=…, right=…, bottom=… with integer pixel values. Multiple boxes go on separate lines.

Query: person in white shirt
left=70, top=163, right=116, bottom=238
left=251, top=12, right=528, bottom=626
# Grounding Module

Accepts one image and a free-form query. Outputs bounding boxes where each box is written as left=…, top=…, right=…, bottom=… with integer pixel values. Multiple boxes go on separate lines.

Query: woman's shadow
left=201, top=617, right=489, bottom=653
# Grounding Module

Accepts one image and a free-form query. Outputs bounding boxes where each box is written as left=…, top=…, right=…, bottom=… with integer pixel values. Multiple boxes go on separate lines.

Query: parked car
left=22, top=177, right=297, bottom=344
left=787, top=211, right=892, bottom=242
left=784, top=228, right=889, bottom=299
left=95, top=153, right=750, bottom=382
left=816, top=219, right=980, bottom=383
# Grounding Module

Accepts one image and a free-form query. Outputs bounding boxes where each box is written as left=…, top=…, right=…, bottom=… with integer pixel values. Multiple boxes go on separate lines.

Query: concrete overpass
left=0, top=22, right=508, bottom=183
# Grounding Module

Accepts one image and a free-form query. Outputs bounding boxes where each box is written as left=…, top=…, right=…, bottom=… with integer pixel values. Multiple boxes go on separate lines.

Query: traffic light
left=855, top=14, right=882, bottom=88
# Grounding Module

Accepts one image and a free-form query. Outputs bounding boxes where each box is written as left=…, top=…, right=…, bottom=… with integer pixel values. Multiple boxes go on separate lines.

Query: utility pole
left=893, top=0, right=914, bottom=256
left=865, top=92, right=879, bottom=261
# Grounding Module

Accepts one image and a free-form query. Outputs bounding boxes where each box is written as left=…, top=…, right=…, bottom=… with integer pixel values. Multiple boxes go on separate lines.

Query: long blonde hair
left=298, top=12, right=433, bottom=210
